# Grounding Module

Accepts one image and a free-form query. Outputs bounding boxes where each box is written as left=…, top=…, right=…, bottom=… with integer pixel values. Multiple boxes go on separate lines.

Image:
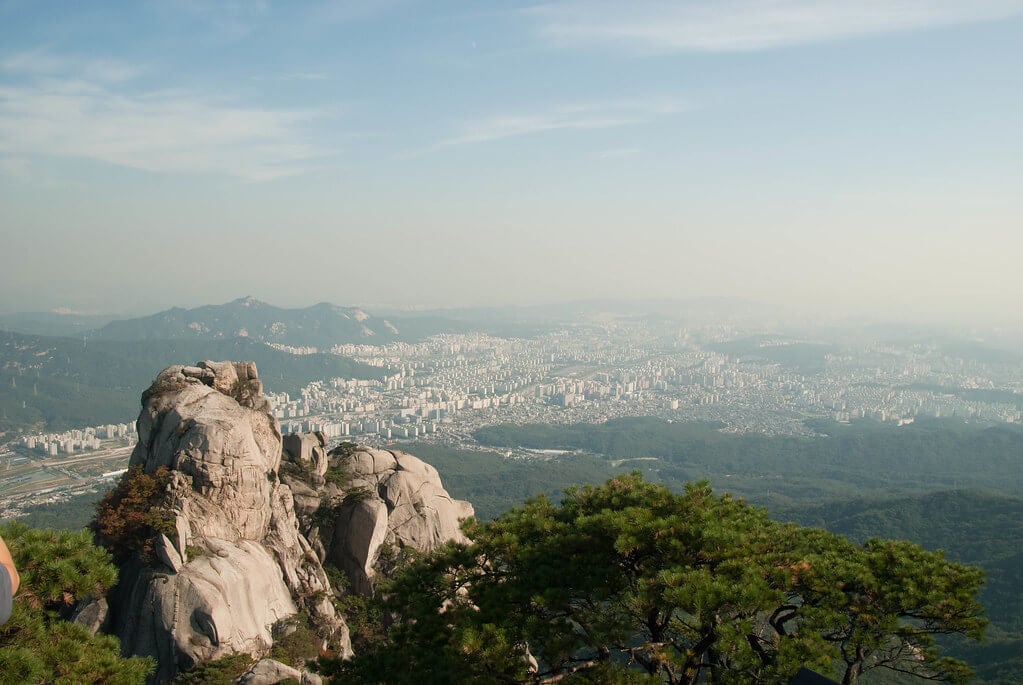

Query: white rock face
left=326, top=447, right=474, bottom=595
left=116, top=540, right=298, bottom=674
left=110, top=361, right=351, bottom=684
left=237, top=658, right=323, bottom=685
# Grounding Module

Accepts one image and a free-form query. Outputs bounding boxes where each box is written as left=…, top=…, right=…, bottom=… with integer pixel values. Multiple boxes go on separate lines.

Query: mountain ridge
left=93, top=296, right=412, bottom=347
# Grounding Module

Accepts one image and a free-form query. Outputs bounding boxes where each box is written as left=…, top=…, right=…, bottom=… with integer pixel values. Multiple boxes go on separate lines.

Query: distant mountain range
left=84, top=296, right=775, bottom=344
left=0, top=310, right=119, bottom=337
left=0, top=297, right=475, bottom=347
left=1, top=296, right=778, bottom=346
left=93, top=296, right=439, bottom=347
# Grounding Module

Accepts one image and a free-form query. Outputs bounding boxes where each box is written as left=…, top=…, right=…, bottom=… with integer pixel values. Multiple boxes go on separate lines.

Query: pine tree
left=347, top=474, right=985, bottom=685
left=0, top=522, right=154, bottom=685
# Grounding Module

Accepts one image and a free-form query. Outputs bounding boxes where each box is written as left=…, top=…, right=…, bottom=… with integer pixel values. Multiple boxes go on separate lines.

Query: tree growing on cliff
left=0, top=522, right=154, bottom=684
left=91, top=465, right=176, bottom=564
left=347, top=474, right=985, bottom=685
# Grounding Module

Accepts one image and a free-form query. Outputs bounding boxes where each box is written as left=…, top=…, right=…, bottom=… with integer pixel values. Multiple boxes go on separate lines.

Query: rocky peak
left=110, top=361, right=349, bottom=683
left=106, top=361, right=474, bottom=683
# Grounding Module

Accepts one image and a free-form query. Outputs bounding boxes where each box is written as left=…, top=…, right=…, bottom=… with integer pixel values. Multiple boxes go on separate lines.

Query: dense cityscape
left=4, top=319, right=1021, bottom=518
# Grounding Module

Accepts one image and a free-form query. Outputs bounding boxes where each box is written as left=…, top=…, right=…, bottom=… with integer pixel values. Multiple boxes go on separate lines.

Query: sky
left=1, top=0, right=1021, bottom=323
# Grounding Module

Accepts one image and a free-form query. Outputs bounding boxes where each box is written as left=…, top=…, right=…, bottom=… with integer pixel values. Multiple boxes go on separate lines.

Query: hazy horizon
left=2, top=1, right=1021, bottom=325
left=4, top=295, right=1023, bottom=340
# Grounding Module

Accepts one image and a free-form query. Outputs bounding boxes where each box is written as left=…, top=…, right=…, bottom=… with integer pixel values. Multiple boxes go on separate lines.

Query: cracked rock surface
left=323, top=447, right=475, bottom=595
left=109, top=361, right=351, bottom=683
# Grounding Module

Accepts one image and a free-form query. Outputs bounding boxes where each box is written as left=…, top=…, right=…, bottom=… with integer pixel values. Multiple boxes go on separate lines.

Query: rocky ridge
left=281, top=438, right=474, bottom=595
left=105, top=360, right=473, bottom=683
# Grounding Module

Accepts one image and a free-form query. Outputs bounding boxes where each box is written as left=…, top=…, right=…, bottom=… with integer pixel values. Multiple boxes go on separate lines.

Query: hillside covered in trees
left=0, top=330, right=385, bottom=432
left=344, top=474, right=985, bottom=685
left=466, top=417, right=1023, bottom=683
left=473, top=416, right=1023, bottom=502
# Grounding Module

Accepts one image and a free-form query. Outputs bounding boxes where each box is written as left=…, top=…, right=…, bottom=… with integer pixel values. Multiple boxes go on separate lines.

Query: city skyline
left=1, top=1, right=1021, bottom=323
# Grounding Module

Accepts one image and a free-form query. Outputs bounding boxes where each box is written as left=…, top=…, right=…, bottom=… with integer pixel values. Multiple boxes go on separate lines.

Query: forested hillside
left=346, top=475, right=986, bottom=685
left=0, top=330, right=385, bottom=432
left=469, top=418, right=1023, bottom=682
left=14, top=432, right=1023, bottom=681
left=474, top=416, right=1023, bottom=500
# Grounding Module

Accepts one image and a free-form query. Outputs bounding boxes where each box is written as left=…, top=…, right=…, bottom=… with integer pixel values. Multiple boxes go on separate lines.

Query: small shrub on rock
left=173, top=653, right=253, bottom=685
left=91, top=465, right=176, bottom=564
left=270, top=618, right=321, bottom=668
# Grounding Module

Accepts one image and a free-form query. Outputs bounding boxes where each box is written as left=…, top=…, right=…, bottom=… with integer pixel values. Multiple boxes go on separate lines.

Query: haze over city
left=1, top=1, right=1021, bottom=323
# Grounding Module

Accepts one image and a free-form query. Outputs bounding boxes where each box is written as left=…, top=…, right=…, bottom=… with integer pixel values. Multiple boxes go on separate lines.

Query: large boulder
left=109, top=361, right=351, bottom=683
left=325, top=447, right=474, bottom=595
left=70, top=595, right=109, bottom=635
left=114, top=540, right=298, bottom=675
left=283, top=432, right=329, bottom=478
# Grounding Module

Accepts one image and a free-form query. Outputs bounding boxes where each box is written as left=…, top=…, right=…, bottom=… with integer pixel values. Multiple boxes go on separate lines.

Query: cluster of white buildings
left=19, top=422, right=136, bottom=456
left=279, top=415, right=440, bottom=441
left=255, top=326, right=1023, bottom=444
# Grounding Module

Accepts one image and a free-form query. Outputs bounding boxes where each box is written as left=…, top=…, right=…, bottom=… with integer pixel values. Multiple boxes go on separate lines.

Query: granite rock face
left=109, top=361, right=351, bottom=683
left=70, top=595, right=110, bottom=635
left=237, top=658, right=323, bottom=685
left=107, top=360, right=473, bottom=682
left=283, top=431, right=329, bottom=479
left=318, top=446, right=474, bottom=595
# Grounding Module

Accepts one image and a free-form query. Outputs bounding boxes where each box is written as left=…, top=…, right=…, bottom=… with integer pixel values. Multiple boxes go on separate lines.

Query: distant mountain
left=0, top=329, right=386, bottom=433
left=9, top=297, right=785, bottom=348
left=93, top=296, right=438, bottom=347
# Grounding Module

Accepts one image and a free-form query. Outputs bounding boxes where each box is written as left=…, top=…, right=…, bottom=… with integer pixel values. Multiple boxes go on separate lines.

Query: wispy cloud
left=528, top=0, right=1023, bottom=54
left=0, top=155, right=33, bottom=182
left=438, top=99, right=687, bottom=147
left=312, top=0, right=412, bottom=24
left=0, top=52, right=325, bottom=181
left=1, top=49, right=146, bottom=82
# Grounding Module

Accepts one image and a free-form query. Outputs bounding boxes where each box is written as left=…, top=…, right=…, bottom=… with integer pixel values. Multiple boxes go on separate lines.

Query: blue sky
left=1, top=1, right=1021, bottom=322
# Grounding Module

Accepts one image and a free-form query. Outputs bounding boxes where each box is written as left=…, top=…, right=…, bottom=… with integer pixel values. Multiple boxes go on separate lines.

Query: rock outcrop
left=105, top=360, right=474, bottom=682
left=109, top=361, right=351, bottom=683
left=283, top=432, right=329, bottom=479
left=281, top=444, right=474, bottom=596
left=237, top=658, right=323, bottom=685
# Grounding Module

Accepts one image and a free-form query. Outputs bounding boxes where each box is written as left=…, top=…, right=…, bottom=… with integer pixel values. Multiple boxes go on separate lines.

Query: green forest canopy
left=348, top=475, right=985, bottom=685
left=472, top=417, right=1023, bottom=502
